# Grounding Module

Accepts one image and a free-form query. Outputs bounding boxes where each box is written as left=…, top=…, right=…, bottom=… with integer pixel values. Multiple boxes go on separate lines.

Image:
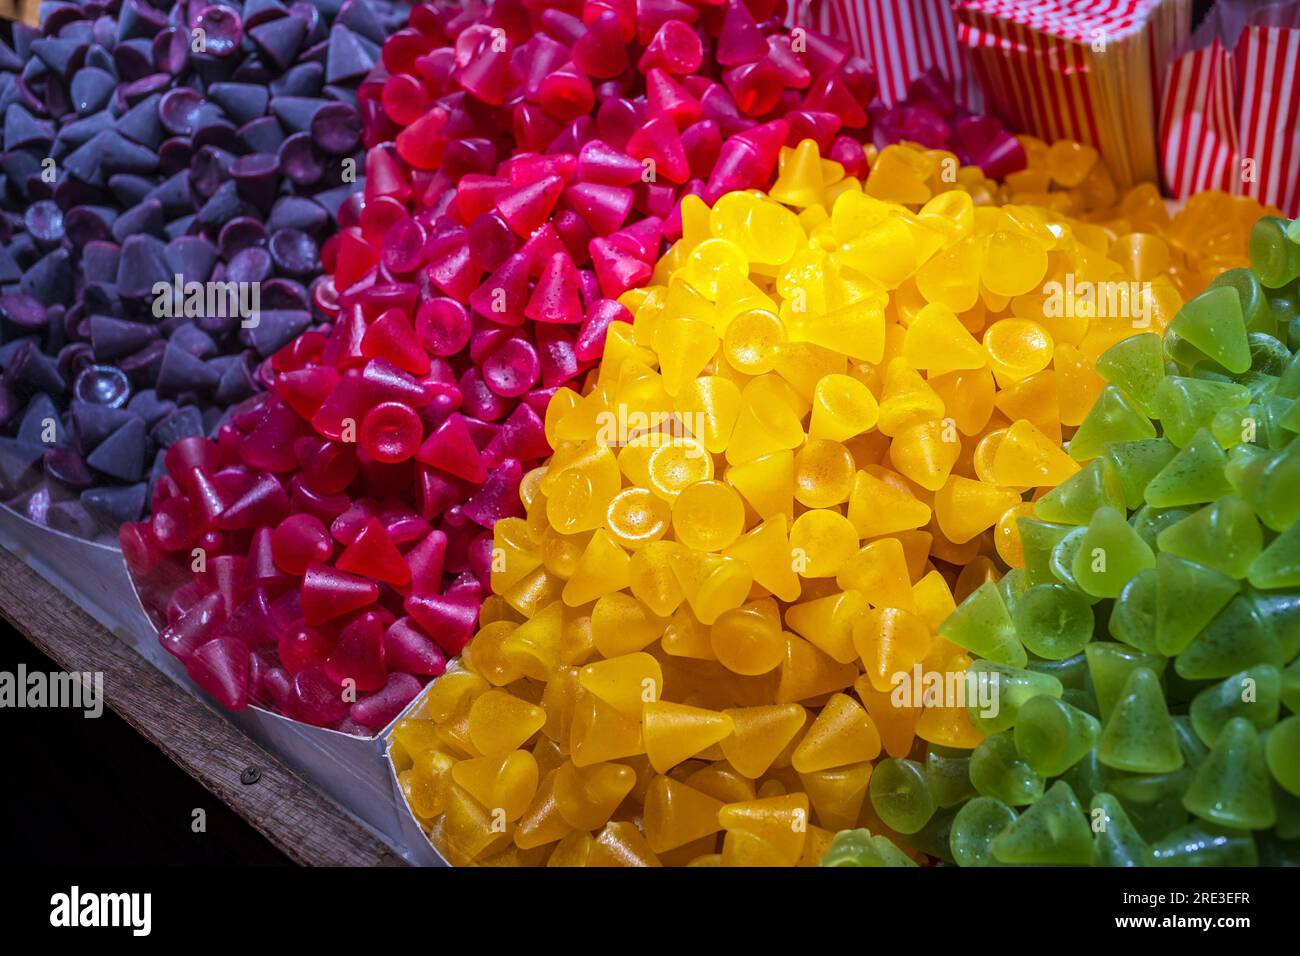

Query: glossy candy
left=385, top=152, right=1227, bottom=866
left=869, top=70, right=1026, bottom=181
left=0, top=1, right=410, bottom=542
left=342, top=0, right=895, bottom=371
left=908, top=220, right=1300, bottom=867
left=115, top=0, right=805, bottom=726
left=123, top=330, right=520, bottom=729
left=155, top=0, right=901, bottom=731
left=999, top=138, right=1272, bottom=302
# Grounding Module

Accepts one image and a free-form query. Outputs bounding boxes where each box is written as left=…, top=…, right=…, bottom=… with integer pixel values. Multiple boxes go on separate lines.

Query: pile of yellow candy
left=387, top=140, right=1262, bottom=867
left=1001, top=137, right=1267, bottom=299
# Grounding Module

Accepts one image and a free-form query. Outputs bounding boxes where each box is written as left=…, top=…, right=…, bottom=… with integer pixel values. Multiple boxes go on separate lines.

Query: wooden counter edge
left=0, top=546, right=406, bottom=867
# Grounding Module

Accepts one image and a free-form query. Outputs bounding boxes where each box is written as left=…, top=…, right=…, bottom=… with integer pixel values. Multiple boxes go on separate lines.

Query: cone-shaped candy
left=1097, top=668, right=1184, bottom=774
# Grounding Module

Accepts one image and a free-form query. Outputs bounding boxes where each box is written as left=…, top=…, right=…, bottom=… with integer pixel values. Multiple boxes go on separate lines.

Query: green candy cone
left=1071, top=506, right=1156, bottom=598
left=1102, top=439, right=1177, bottom=510
left=1171, top=286, right=1251, bottom=374
left=1143, top=428, right=1233, bottom=508
left=966, top=659, right=1063, bottom=735
left=1085, top=642, right=1168, bottom=721
left=1157, top=494, right=1262, bottom=578
left=1153, top=376, right=1250, bottom=448
left=991, top=781, right=1093, bottom=866
left=970, top=733, right=1044, bottom=807
left=1182, top=717, right=1276, bottom=830
left=939, top=581, right=1026, bottom=667
left=950, top=797, right=1016, bottom=867
left=1097, top=667, right=1184, bottom=774
left=1207, top=267, right=1279, bottom=336
left=925, top=746, right=976, bottom=808
left=1249, top=216, right=1300, bottom=289
left=1018, top=517, right=1075, bottom=584
left=1035, top=457, right=1127, bottom=525
left=1108, top=567, right=1160, bottom=654
left=1090, top=792, right=1150, bottom=867
left=1154, top=552, right=1239, bottom=656
left=1175, top=594, right=1283, bottom=680
left=1096, top=332, right=1167, bottom=416
left=1012, top=583, right=1095, bottom=660
left=868, top=758, right=935, bottom=835
left=1189, top=665, right=1281, bottom=746
left=1130, top=504, right=1192, bottom=550
left=1013, top=695, right=1100, bottom=778
left=1229, top=436, right=1300, bottom=531
left=1248, top=518, right=1300, bottom=588
left=1070, top=385, right=1155, bottom=461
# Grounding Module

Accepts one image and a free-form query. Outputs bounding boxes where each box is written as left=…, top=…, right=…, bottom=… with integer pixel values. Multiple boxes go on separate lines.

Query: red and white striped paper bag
left=795, top=0, right=984, bottom=109
left=1161, top=0, right=1300, bottom=216
left=953, top=0, right=1191, bottom=189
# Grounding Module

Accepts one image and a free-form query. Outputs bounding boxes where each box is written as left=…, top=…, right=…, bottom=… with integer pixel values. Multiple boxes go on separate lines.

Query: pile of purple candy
left=0, top=0, right=408, bottom=542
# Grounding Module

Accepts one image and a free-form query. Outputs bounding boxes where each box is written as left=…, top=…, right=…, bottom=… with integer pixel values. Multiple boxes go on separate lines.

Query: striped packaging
left=798, top=0, right=984, bottom=109
left=1160, top=0, right=1300, bottom=216
left=953, top=0, right=1191, bottom=189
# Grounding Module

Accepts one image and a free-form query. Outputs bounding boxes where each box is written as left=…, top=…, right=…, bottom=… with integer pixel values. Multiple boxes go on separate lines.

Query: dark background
left=0, top=620, right=289, bottom=866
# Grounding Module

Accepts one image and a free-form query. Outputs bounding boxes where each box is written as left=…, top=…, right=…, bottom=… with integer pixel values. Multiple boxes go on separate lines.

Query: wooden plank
left=0, top=546, right=405, bottom=867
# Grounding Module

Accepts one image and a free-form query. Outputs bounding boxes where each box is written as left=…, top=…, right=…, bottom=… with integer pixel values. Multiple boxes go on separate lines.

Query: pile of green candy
left=823, top=214, right=1300, bottom=867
